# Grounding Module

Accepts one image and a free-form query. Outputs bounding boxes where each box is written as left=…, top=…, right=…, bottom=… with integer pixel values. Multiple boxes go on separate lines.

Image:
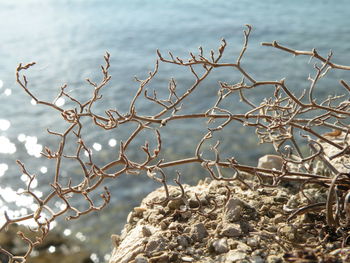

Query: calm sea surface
left=1, top=0, right=350, bottom=260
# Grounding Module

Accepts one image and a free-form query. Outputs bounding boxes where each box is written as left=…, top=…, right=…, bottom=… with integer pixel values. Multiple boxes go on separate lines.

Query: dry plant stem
left=1, top=25, right=349, bottom=261
left=261, top=41, right=350, bottom=71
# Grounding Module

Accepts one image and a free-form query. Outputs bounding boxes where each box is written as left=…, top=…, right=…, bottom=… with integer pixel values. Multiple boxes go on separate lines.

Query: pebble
left=160, top=221, right=168, bottom=230
left=181, top=256, right=194, bottom=262
left=266, top=255, right=283, bottom=263
left=144, top=237, right=166, bottom=253
left=142, top=226, right=152, bottom=237
left=236, top=241, right=251, bottom=252
left=273, top=214, right=284, bottom=224
left=167, top=199, right=184, bottom=210
left=225, top=198, right=243, bottom=222
left=221, top=223, right=242, bottom=237
left=251, top=255, right=265, bottom=263
left=212, top=238, right=229, bottom=254
left=134, top=207, right=147, bottom=214
left=168, top=222, right=178, bottom=230
left=225, top=250, right=246, bottom=262
left=180, top=210, right=192, bottom=220
left=177, top=235, right=190, bottom=248
left=257, top=154, right=283, bottom=170
left=134, top=256, right=148, bottom=263
left=191, top=223, right=208, bottom=241
left=247, top=236, right=260, bottom=247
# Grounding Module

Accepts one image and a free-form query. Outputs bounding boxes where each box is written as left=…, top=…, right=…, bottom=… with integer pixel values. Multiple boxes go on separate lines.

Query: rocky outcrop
left=108, top=179, right=290, bottom=263
left=108, top=136, right=350, bottom=263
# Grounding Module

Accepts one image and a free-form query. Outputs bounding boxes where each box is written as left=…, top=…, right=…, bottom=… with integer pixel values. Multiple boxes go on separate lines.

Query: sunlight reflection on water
left=4, top=88, right=11, bottom=96
left=20, top=174, right=38, bottom=188
left=0, top=119, right=10, bottom=131
left=22, top=135, right=43, bottom=158
left=0, top=163, right=8, bottom=177
left=92, top=142, right=102, bottom=151
left=0, top=136, right=16, bottom=154
left=108, top=138, right=117, bottom=147
left=54, top=97, right=65, bottom=107
left=0, top=185, right=44, bottom=228
left=63, top=228, right=72, bottom=236
left=40, top=166, right=47, bottom=173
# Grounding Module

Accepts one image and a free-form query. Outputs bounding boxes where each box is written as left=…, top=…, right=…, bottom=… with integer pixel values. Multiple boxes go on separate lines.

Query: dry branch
left=1, top=25, right=350, bottom=262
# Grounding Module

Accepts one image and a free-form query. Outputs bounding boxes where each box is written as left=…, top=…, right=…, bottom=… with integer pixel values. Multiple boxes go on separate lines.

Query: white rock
left=258, top=154, right=283, bottom=170
left=212, top=238, right=229, bottom=254
left=225, top=250, right=246, bottom=262
left=225, top=198, right=243, bottom=222
left=108, top=224, right=160, bottom=263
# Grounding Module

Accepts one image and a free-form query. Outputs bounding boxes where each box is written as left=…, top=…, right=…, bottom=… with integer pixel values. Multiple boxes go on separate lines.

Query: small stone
left=258, top=154, right=283, bottom=170
left=273, top=214, right=284, bottom=224
left=142, top=226, right=152, bottom=237
left=144, top=236, right=167, bottom=253
left=273, top=196, right=288, bottom=203
left=147, top=213, right=163, bottom=224
left=191, top=223, right=208, bottom=241
left=226, top=250, right=246, bottom=262
left=168, top=222, right=178, bottom=230
left=180, top=210, right=192, bottom=220
left=167, top=199, right=184, bottom=210
left=189, top=194, right=208, bottom=208
left=236, top=241, right=251, bottom=252
left=247, top=236, right=260, bottom=247
left=267, top=255, right=283, bottom=263
left=134, top=207, right=147, bottom=214
left=225, top=198, right=243, bottom=222
left=134, top=255, right=148, bottom=263
left=181, top=256, right=194, bottom=262
left=177, top=235, right=189, bottom=248
left=251, top=255, right=264, bottom=263
left=160, top=221, right=168, bottom=230
left=212, top=238, right=229, bottom=254
left=111, top=234, right=121, bottom=247
left=184, top=227, right=191, bottom=233
left=221, top=223, right=242, bottom=237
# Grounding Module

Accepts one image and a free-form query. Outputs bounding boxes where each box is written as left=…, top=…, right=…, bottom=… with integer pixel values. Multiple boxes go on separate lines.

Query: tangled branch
left=1, top=25, right=349, bottom=262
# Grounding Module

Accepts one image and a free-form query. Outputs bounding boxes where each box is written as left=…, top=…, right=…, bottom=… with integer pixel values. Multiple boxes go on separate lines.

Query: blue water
left=1, top=0, right=350, bottom=260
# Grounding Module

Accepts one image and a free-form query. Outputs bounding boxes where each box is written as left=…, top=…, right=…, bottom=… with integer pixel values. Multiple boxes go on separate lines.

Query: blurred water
left=1, top=0, right=350, bottom=260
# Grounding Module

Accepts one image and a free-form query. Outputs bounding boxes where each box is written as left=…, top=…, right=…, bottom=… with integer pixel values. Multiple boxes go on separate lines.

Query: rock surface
left=108, top=179, right=350, bottom=262
left=108, top=135, right=350, bottom=263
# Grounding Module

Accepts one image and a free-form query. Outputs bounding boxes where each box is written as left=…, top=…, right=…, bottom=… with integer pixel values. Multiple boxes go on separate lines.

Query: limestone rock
left=257, top=154, right=283, bottom=170
left=212, top=238, right=229, bottom=254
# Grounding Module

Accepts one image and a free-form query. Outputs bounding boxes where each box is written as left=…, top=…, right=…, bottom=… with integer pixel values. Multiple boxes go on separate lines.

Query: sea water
left=0, top=0, right=350, bottom=259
